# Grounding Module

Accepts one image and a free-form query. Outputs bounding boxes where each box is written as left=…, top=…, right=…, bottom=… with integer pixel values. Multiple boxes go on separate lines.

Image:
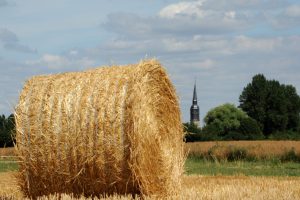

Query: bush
left=227, top=147, right=248, bottom=161
left=206, top=144, right=249, bottom=162
left=281, top=147, right=300, bottom=162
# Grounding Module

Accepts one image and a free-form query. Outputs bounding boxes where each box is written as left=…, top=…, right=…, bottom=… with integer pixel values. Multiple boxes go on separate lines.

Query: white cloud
left=266, top=4, right=300, bottom=29
left=104, top=1, right=300, bottom=38
left=69, top=50, right=78, bottom=56
left=34, top=54, right=70, bottom=69
left=202, top=0, right=286, bottom=10
left=26, top=53, right=95, bottom=70
left=285, top=5, right=300, bottom=17
left=233, top=36, right=282, bottom=53
left=198, top=59, right=215, bottom=69
left=159, top=1, right=204, bottom=19
left=224, top=11, right=236, bottom=19
left=104, top=11, right=251, bottom=38
left=1, top=0, right=300, bottom=122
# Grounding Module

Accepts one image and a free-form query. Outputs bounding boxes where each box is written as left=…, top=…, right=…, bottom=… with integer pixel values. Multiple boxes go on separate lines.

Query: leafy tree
left=202, top=103, right=263, bottom=140
left=204, top=103, right=249, bottom=137
left=284, top=85, right=300, bottom=131
left=239, top=74, right=267, bottom=130
left=239, top=74, right=300, bottom=136
left=264, top=80, right=288, bottom=133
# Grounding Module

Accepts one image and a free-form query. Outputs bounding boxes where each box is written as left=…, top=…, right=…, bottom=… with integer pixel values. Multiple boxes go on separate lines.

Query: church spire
left=192, top=81, right=197, bottom=105
left=190, top=80, right=200, bottom=127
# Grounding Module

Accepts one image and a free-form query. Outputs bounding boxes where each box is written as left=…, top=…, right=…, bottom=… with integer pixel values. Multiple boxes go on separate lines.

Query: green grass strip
left=185, top=157, right=300, bottom=176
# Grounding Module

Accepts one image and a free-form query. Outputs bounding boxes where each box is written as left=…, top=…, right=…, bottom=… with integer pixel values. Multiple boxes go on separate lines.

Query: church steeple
left=190, top=81, right=200, bottom=127
left=193, top=83, right=198, bottom=105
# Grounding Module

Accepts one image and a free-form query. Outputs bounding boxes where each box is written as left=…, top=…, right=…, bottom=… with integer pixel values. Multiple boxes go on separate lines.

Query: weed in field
left=227, top=147, right=248, bottom=161
left=281, top=147, right=300, bottom=162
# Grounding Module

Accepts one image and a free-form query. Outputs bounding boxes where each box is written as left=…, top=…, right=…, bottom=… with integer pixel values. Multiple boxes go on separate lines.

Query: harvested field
left=3, top=140, right=300, bottom=158
left=0, top=147, right=15, bottom=157
left=0, top=172, right=299, bottom=199
left=0, top=172, right=22, bottom=199
left=186, top=141, right=300, bottom=159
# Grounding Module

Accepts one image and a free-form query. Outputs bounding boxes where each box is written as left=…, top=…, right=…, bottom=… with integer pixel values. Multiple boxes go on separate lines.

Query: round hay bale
left=15, top=60, right=185, bottom=198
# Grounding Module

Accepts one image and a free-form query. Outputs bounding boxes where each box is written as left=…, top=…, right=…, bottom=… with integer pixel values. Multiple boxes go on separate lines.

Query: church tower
left=190, top=82, right=200, bottom=127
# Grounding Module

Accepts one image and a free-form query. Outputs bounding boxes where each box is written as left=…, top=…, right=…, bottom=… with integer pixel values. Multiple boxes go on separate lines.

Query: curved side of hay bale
left=15, top=60, right=184, bottom=198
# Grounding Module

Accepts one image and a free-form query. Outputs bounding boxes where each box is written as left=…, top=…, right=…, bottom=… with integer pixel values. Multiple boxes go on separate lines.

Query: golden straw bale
left=15, top=60, right=185, bottom=198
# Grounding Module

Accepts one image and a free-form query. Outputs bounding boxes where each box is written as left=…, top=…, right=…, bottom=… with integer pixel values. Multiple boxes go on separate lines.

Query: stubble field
left=0, top=172, right=299, bottom=199
left=186, top=140, right=300, bottom=158
left=0, top=141, right=300, bottom=199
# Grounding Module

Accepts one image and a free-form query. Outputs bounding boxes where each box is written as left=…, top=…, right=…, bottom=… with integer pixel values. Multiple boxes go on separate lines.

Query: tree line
left=185, top=74, right=300, bottom=142
left=0, top=114, right=15, bottom=147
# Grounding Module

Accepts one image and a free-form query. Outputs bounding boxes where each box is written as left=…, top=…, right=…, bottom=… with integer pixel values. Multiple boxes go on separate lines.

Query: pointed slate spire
left=192, top=81, right=198, bottom=105
left=190, top=80, right=200, bottom=127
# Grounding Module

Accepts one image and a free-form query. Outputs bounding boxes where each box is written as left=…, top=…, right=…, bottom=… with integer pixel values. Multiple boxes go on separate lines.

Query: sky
left=1, top=0, right=300, bottom=123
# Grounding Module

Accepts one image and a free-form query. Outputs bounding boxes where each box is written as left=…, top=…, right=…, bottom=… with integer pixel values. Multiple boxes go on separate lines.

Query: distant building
left=190, top=82, right=200, bottom=127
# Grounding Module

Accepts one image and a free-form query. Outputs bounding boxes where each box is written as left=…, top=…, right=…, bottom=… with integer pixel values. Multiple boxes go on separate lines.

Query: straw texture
left=15, top=60, right=184, bottom=198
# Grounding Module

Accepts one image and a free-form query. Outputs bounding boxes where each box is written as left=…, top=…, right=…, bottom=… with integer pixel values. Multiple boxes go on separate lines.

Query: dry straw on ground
left=15, top=60, right=185, bottom=199
left=186, top=141, right=300, bottom=159
left=0, top=147, right=15, bottom=157
left=1, top=172, right=300, bottom=200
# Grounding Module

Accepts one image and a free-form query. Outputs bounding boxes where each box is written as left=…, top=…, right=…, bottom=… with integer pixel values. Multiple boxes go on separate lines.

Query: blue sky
left=1, top=0, right=300, bottom=123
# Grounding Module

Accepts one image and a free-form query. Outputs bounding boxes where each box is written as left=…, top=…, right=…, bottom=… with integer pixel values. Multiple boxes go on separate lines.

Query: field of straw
left=1, top=141, right=300, bottom=199
left=0, top=147, right=15, bottom=157
left=186, top=141, right=300, bottom=158
left=4, top=140, right=300, bottom=158
left=0, top=172, right=299, bottom=200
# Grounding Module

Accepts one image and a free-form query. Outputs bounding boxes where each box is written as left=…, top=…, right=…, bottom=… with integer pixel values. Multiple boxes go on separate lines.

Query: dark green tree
left=239, top=117, right=264, bottom=140
left=284, top=85, right=300, bottom=131
left=0, top=114, right=15, bottom=147
left=239, top=74, right=267, bottom=130
left=264, top=80, right=288, bottom=133
left=239, top=74, right=300, bottom=136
